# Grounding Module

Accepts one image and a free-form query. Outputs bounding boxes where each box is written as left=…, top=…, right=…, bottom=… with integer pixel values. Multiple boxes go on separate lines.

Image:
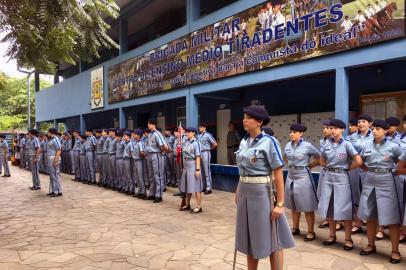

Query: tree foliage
left=0, top=0, right=120, bottom=74
left=0, top=72, right=52, bottom=131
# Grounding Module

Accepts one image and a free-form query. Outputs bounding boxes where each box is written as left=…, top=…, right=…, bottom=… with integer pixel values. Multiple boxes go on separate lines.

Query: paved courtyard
left=0, top=165, right=405, bottom=270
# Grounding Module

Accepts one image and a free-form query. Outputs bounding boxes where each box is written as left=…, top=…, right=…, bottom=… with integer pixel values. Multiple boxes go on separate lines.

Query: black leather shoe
left=173, top=192, right=183, bottom=196
left=56, top=193, right=63, bottom=197
left=204, top=190, right=213, bottom=195
left=146, top=196, right=155, bottom=200
left=47, top=193, right=54, bottom=196
left=34, top=187, right=41, bottom=190
left=153, top=197, right=162, bottom=203
left=29, top=187, right=36, bottom=190
left=49, top=193, right=57, bottom=197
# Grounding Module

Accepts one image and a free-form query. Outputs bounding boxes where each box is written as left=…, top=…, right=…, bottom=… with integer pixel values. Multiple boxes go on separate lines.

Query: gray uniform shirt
left=108, top=137, right=117, bottom=154
left=321, top=138, right=358, bottom=169
left=131, top=139, right=144, bottom=160
left=64, top=139, right=72, bottom=151
left=348, top=130, right=373, bottom=152
left=123, top=140, right=133, bottom=158
left=73, top=138, right=81, bottom=151
left=360, top=138, right=402, bottom=169
left=164, top=135, right=175, bottom=152
left=103, top=136, right=110, bottom=154
left=115, top=140, right=125, bottom=158
left=0, top=140, right=9, bottom=156
left=47, top=136, right=62, bottom=157
left=96, top=136, right=105, bottom=154
left=284, top=139, right=320, bottom=166
left=182, top=139, right=201, bottom=159
left=79, top=141, right=86, bottom=155
left=198, top=131, right=217, bottom=151
left=146, top=130, right=166, bottom=153
left=236, top=134, right=284, bottom=176
left=85, top=135, right=97, bottom=152
left=26, top=137, right=40, bottom=156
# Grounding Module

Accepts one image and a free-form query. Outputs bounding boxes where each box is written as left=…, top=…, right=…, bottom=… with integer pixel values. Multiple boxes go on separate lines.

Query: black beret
left=73, top=130, right=80, bottom=134
left=29, top=129, right=39, bottom=136
left=144, top=128, right=150, bottom=133
left=262, top=127, right=274, bottom=136
left=48, top=128, right=58, bottom=135
left=115, top=131, right=123, bottom=137
left=372, top=119, right=390, bottom=129
left=199, top=122, right=208, bottom=128
left=148, top=118, right=158, bottom=125
left=95, top=129, right=102, bottom=133
left=86, top=128, right=93, bottom=133
left=185, top=127, right=198, bottom=133
left=321, top=119, right=331, bottom=126
left=80, top=134, right=87, bottom=139
left=290, top=123, right=307, bottom=132
left=358, top=114, right=373, bottom=122
left=349, top=117, right=358, bottom=126
left=123, top=131, right=131, bottom=136
left=0, top=134, right=5, bottom=139
left=329, top=119, right=346, bottom=129
left=109, top=128, right=116, bottom=132
left=385, top=117, right=400, bottom=126
left=243, top=105, right=270, bottom=126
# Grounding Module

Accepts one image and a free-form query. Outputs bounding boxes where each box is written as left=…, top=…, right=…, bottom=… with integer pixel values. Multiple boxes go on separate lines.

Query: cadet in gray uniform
left=79, top=135, right=87, bottom=182
left=20, top=135, right=27, bottom=169
left=72, top=131, right=81, bottom=180
left=115, top=132, right=125, bottom=192
left=60, top=134, right=67, bottom=173
left=68, top=132, right=75, bottom=175
left=122, top=131, right=134, bottom=194
left=131, top=129, right=146, bottom=199
left=173, top=128, right=187, bottom=197
left=164, top=128, right=176, bottom=187
left=0, top=134, right=11, bottom=177
left=358, top=119, right=402, bottom=264
left=27, top=129, right=41, bottom=190
left=179, top=127, right=203, bottom=213
left=95, top=129, right=105, bottom=186
left=235, top=106, right=295, bottom=269
left=84, top=129, right=97, bottom=184
left=318, top=119, right=362, bottom=250
left=198, top=123, right=217, bottom=194
left=101, top=129, right=110, bottom=187
left=142, top=129, right=150, bottom=189
left=347, top=114, right=374, bottom=234
left=47, top=128, right=62, bottom=197
left=108, top=129, right=117, bottom=189
left=284, top=123, right=320, bottom=242
left=146, top=119, right=168, bottom=203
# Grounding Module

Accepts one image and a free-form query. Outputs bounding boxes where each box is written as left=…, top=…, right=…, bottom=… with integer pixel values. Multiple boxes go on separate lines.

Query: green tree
left=0, top=0, right=119, bottom=74
left=0, top=72, right=52, bottom=130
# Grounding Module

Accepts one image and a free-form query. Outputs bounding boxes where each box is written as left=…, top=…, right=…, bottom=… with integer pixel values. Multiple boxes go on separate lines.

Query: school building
left=35, top=0, right=406, bottom=189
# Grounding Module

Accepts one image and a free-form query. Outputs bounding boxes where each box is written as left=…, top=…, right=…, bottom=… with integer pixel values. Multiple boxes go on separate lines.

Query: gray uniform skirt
left=285, top=168, right=318, bottom=212
left=348, top=168, right=362, bottom=206
left=236, top=182, right=295, bottom=259
left=317, top=168, right=326, bottom=199
left=180, top=159, right=203, bottom=193
left=358, top=172, right=402, bottom=225
left=318, top=171, right=353, bottom=221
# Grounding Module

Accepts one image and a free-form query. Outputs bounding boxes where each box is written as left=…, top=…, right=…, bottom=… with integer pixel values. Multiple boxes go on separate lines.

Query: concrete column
left=187, top=0, right=200, bottom=24
left=186, top=89, right=198, bottom=127
left=34, top=72, right=40, bottom=92
left=53, top=119, right=57, bottom=129
left=80, top=115, right=86, bottom=134
left=119, top=19, right=128, bottom=55
left=335, top=67, right=349, bottom=135
left=119, top=108, right=126, bottom=129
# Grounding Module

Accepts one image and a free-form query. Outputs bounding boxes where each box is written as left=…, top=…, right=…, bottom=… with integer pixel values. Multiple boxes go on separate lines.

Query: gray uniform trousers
left=133, top=159, right=145, bottom=195
left=108, top=155, right=116, bottom=187
left=201, top=150, right=212, bottom=191
left=25, top=150, right=30, bottom=170
left=102, top=154, right=109, bottom=185
left=0, top=154, right=10, bottom=176
left=86, top=151, right=96, bottom=183
left=69, top=150, right=75, bottom=174
left=43, top=153, right=49, bottom=174
left=30, top=155, right=41, bottom=188
left=48, top=156, right=62, bottom=194
left=73, top=151, right=81, bottom=179
left=123, top=158, right=133, bottom=192
left=147, top=153, right=165, bottom=198
left=80, top=154, right=87, bottom=181
left=61, top=151, right=66, bottom=173
left=143, top=157, right=149, bottom=187
left=38, top=153, right=44, bottom=173
left=116, top=157, right=124, bottom=189
left=96, top=153, right=104, bottom=183
left=165, top=152, right=175, bottom=185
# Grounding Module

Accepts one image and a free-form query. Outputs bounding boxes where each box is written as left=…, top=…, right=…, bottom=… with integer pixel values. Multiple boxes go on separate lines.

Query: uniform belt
left=327, top=168, right=348, bottom=173
left=368, top=167, right=393, bottom=174
left=240, top=175, right=271, bottom=184
left=108, top=153, right=115, bottom=156
left=288, top=165, right=307, bottom=170
left=183, top=158, right=196, bottom=161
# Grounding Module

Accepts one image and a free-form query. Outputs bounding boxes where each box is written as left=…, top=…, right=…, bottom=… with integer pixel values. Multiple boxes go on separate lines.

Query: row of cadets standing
left=60, top=132, right=73, bottom=175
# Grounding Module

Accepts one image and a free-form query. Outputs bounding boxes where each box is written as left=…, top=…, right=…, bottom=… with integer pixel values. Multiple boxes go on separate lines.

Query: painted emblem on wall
left=91, top=67, right=104, bottom=109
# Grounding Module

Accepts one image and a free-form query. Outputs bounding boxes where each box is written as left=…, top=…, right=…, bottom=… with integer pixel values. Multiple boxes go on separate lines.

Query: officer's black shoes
left=134, top=193, right=140, bottom=198
left=153, top=197, right=162, bottom=203
left=47, top=192, right=54, bottom=196
left=204, top=190, right=212, bottom=195
left=360, top=245, right=376, bottom=256
left=138, top=194, right=146, bottom=199
left=29, top=186, right=36, bottom=190
left=322, top=235, right=337, bottom=246
left=173, top=192, right=182, bottom=196
left=191, top=207, right=202, bottom=214
left=180, top=205, right=190, bottom=211
left=390, top=251, right=401, bottom=264
left=304, top=232, right=316, bottom=242
left=343, top=239, right=353, bottom=251
left=146, top=196, right=155, bottom=200
left=56, top=193, right=63, bottom=197
left=2, top=175, right=11, bottom=177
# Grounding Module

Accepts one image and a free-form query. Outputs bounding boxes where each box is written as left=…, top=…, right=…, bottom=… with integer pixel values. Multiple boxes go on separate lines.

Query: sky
left=0, top=32, right=55, bottom=82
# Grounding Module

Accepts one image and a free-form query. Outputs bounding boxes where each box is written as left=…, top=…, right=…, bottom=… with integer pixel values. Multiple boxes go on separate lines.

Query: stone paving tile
left=0, top=165, right=405, bottom=269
